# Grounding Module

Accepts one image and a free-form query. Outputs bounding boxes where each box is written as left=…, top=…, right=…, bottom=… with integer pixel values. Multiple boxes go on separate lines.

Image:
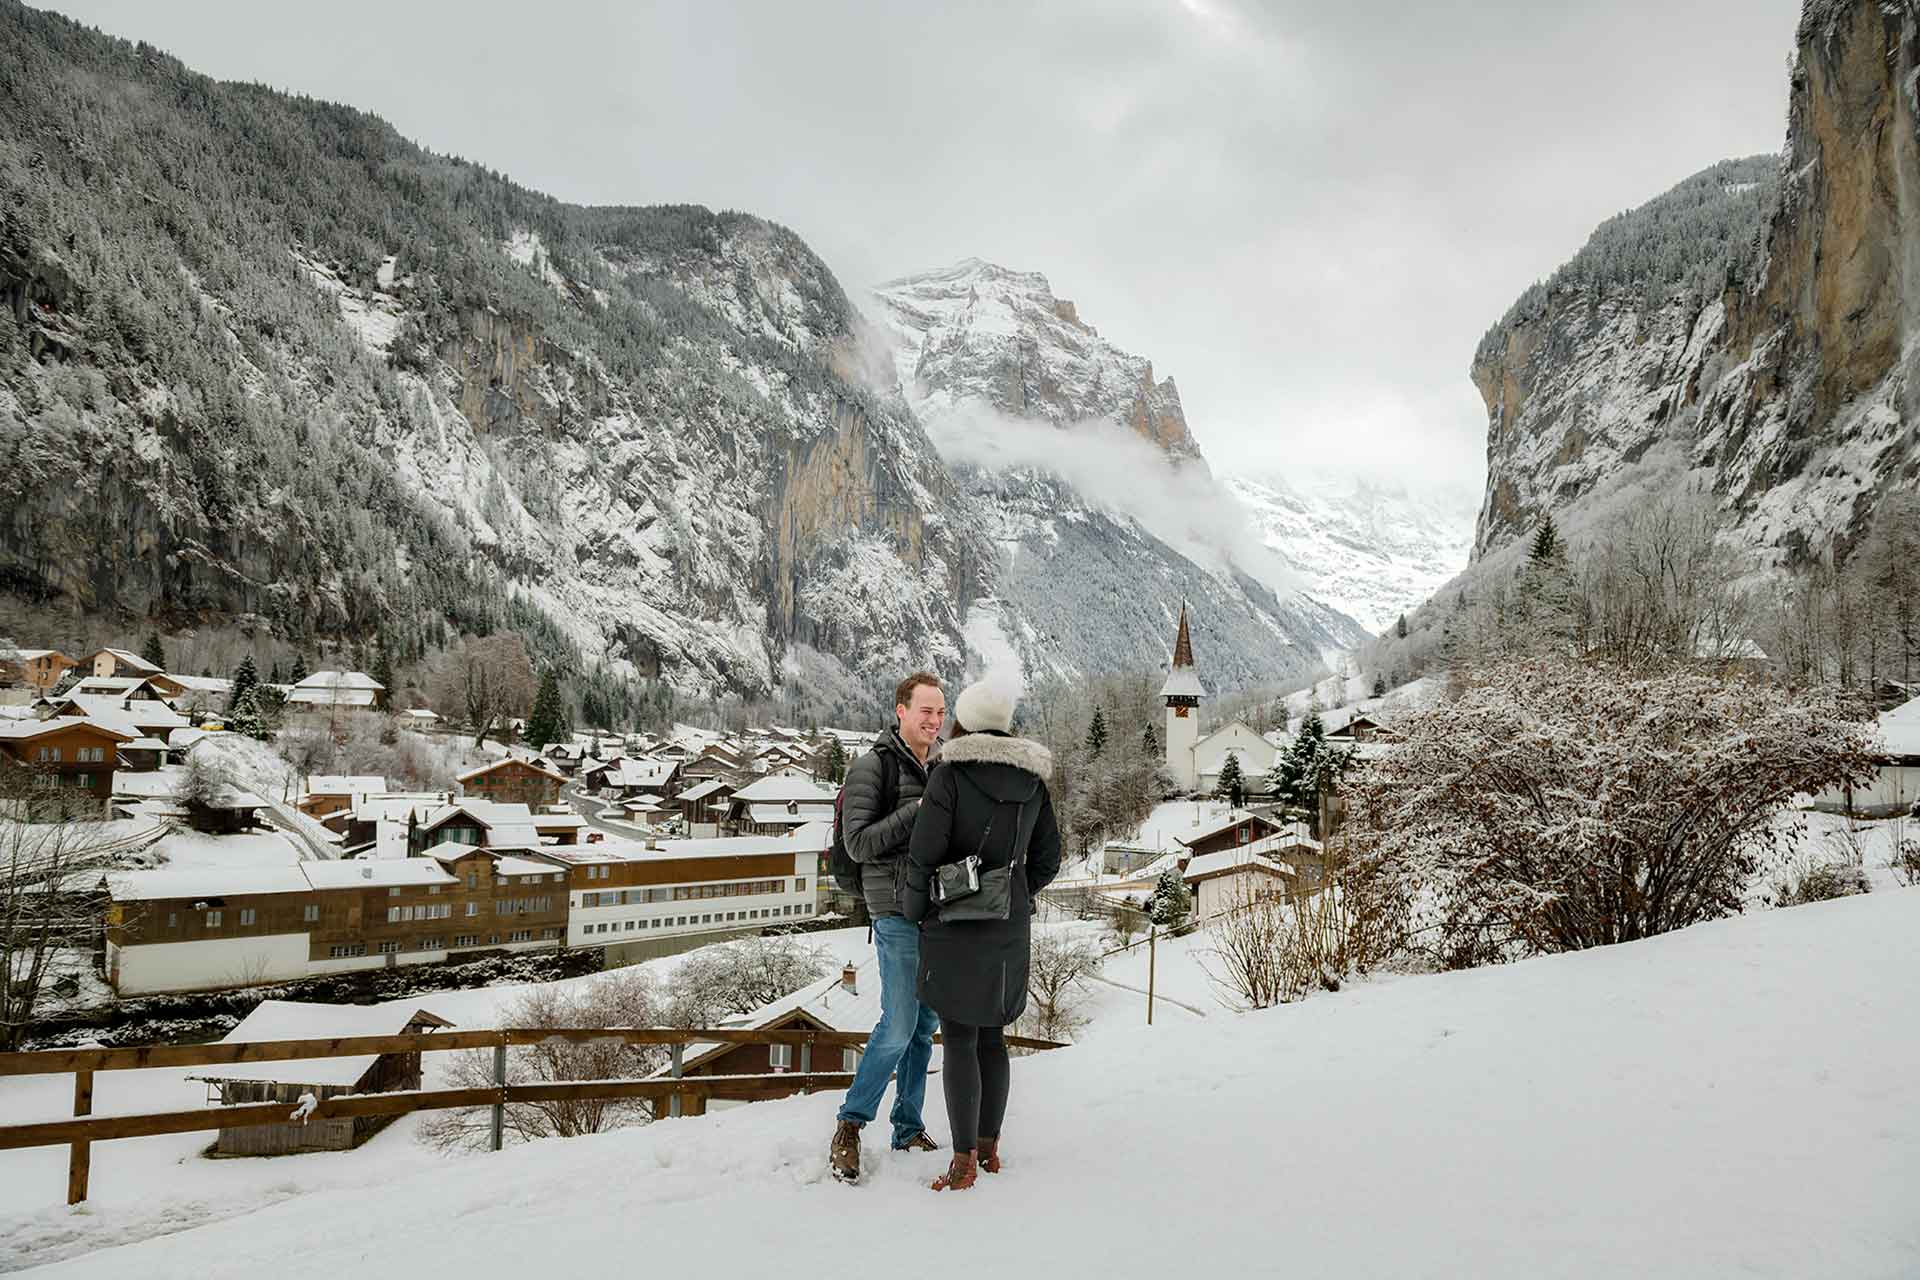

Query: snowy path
left=1081, top=971, right=1209, bottom=1017
left=13, top=889, right=1918, bottom=1277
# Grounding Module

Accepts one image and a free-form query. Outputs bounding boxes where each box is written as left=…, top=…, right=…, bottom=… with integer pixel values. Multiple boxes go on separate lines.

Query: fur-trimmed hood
left=936, top=732, right=1053, bottom=780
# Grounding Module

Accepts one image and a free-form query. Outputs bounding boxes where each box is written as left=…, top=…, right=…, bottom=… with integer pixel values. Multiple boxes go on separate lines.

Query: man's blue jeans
left=836, top=915, right=939, bottom=1147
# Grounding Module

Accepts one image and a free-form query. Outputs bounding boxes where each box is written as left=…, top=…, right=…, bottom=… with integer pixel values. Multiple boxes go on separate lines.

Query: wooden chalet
left=189, top=1001, right=452, bottom=1155
left=0, top=716, right=135, bottom=815
left=0, top=648, right=78, bottom=693
left=456, top=756, right=568, bottom=809
left=1174, top=809, right=1285, bottom=858
left=73, top=647, right=161, bottom=681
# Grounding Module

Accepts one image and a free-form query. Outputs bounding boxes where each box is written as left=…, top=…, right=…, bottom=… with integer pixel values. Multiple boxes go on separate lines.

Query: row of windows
left=33, top=745, right=107, bottom=763
left=166, top=903, right=322, bottom=931
left=580, top=903, right=814, bottom=936
left=337, top=928, right=561, bottom=958
left=578, top=878, right=805, bottom=908
left=386, top=903, right=453, bottom=923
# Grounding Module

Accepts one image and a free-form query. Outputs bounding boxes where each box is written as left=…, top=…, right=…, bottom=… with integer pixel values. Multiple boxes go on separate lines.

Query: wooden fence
left=0, top=1026, right=1065, bottom=1205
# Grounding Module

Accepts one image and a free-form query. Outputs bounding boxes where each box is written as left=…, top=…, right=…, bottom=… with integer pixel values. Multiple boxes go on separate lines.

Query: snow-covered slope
left=871, top=260, right=1371, bottom=686
left=25, top=888, right=1918, bottom=1278
left=1228, top=471, right=1477, bottom=636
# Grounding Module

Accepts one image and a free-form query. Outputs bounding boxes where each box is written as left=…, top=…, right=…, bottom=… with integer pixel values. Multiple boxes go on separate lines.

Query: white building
left=1816, top=695, right=1920, bottom=816
left=284, top=670, right=385, bottom=709
left=1191, top=721, right=1280, bottom=798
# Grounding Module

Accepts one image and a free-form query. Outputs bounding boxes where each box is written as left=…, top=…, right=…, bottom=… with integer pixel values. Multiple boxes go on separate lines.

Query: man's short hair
left=894, top=671, right=942, bottom=709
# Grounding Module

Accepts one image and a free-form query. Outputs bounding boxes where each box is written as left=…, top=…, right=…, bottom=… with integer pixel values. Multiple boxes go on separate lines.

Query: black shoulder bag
left=933, top=771, right=1041, bottom=923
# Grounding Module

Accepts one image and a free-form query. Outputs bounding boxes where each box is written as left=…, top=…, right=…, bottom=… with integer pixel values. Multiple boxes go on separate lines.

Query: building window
left=388, top=887, right=401, bottom=897
left=239, top=908, right=256, bottom=926
left=769, top=1044, right=793, bottom=1069
left=378, top=941, right=402, bottom=954
left=465, top=902, right=478, bottom=917
left=74, top=773, right=91, bottom=788
left=418, top=938, right=440, bottom=950
left=429, top=885, right=441, bottom=894
left=582, top=892, right=600, bottom=908
left=625, top=920, right=635, bottom=931
left=508, top=930, right=532, bottom=943
left=387, top=907, right=401, bottom=924
left=453, top=935, right=477, bottom=947
left=205, top=910, right=222, bottom=927
left=488, top=934, right=500, bottom=945
left=329, top=944, right=365, bottom=958
left=303, top=904, right=319, bottom=923
left=843, top=1049, right=860, bottom=1072
left=468, top=871, right=479, bottom=889
left=166, top=911, right=178, bottom=928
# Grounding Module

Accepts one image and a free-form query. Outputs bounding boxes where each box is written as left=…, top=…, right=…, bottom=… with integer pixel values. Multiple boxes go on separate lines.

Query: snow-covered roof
left=0, top=714, right=136, bottom=744
left=586, top=757, right=679, bottom=789
left=284, top=687, right=379, bottom=708
left=400, top=708, right=439, bottom=720
left=544, top=824, right=833, bottom=864
left=456, top=757, right=567, bottom=784
left=1183, top=848, right=1296, bottom=883
left=48, top=693, right=189, bottom=738
left=667, top=957, right=883, bottom=1074
left=1878, top=696, right=1920, bottom=758
left=190, top=999, right=452, bottom=1087
left=122, top=736, right=169, bottom=751
left=1173, top=808, right=1280, bottom=849
left=70, top=676, right=151, bottom=696
left=1159, top=668, right=1207, bottom=701
left=423, top=799, right=541, bottom=848
left=80, top=647, right=160, bottom=673
left=166, top=674, right=233, bottom=694
left=113, top=865, right=314, bottom=901
left=289, top=670, right=386, bottom=692
left=302, top=860, right=458, bottom=890
left=305, top=774, right=390, bottom=797
left=676, top=778, right=735, bottom=802
left=1243, top=826, right=1322, bottom=858
left=730, top=775, right=838, bottom=804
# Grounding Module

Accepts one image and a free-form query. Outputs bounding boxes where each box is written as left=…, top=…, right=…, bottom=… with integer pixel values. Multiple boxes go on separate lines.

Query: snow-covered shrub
left=1344, top=659, right=1877, bottom=963
left=1149, top=868, right=1192, bottom=934
left=1894, top=839, right=1920, bottom=888
left=1773, top=861, right=1872, bottom=906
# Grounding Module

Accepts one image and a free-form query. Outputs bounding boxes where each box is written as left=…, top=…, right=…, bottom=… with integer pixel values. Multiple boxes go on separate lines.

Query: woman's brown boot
left=930, top=1150, right=978, bottom=1191
left=976, top=1136, right=1001, bottom=1174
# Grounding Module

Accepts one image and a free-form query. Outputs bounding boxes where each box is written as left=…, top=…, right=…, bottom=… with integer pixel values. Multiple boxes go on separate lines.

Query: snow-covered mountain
left=869, top=260, right=1370, bottom=687
left=1227, top=472, right=1478, bottom=636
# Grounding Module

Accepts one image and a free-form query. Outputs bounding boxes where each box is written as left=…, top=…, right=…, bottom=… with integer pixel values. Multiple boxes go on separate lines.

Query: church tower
left=1159, top=602, right=1207, bottom=792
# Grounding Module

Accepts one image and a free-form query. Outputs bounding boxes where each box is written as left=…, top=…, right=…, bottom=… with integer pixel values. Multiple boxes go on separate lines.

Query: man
left=828, top=671, right=946, bottom=1183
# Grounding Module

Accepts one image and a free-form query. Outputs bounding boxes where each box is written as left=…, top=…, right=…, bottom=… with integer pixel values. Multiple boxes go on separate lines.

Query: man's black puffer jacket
left=839, top=726, right=931, bottom=918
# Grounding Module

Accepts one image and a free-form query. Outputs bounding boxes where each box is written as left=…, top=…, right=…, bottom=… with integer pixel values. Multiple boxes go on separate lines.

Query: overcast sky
left=49, top=0, right=1801, bottom=493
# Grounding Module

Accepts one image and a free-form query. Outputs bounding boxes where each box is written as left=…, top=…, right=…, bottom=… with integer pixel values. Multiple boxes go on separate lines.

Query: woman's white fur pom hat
left=952, top=677, right=1017, bottom=734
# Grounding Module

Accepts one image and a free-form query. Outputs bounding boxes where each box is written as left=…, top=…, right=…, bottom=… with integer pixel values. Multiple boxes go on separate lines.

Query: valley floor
left=9, top=889, right=1916, bottom=1278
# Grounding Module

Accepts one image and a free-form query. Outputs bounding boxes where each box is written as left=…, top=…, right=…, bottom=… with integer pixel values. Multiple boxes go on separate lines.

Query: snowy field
left=7, top=892, right=1916, bottom=1276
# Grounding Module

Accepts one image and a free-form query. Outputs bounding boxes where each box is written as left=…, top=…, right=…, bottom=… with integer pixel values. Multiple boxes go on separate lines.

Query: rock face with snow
left=1227, top=472, right=1477, bottom=636
left=871, top=260, right=1370, bottom=686
left=1472, top=0, right=1920, bottom=564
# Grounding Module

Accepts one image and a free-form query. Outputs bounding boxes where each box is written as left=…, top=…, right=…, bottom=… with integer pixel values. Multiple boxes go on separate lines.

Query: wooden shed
left=190, top=1000, right=451, bottom=1155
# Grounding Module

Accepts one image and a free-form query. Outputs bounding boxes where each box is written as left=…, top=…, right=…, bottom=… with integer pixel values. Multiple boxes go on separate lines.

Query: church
left=1158, top=603, right=1282, bottom=796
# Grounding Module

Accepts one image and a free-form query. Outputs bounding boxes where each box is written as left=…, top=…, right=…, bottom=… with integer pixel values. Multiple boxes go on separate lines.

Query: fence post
left=67, top=1069, right=93, bottom=1205
left=490, top=1041, right=506, bottom=1152
left=668, top=1043, right=683, bottom=1119
left=1147, top=925, right=1157, bottom=1026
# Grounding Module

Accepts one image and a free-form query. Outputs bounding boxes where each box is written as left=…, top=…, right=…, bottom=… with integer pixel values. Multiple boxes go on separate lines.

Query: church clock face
left=1173, top=705, right=1190, bottom=718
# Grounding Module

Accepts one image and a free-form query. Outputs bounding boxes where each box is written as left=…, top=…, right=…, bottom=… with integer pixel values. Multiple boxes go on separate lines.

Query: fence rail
left=0, top=1025, right=1065, bottom=1206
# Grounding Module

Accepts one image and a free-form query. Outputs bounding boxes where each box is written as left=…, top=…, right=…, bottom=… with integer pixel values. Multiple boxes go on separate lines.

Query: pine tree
left=225, top=686, right=269, bottom=740
left=526, top=668, right=568, bottom=751
left=1372, top=673, right=1388, bottom=698
left=1142, top=722, right=1158, bottom=757
left=1213, top=751, right=1243, bottom=803
left=1086, top=707, right=1108, bottom=757
left=1395, top=613, right=1408, bottom=639
left=140, top=632, right=165, bottom=671
left=227, top=654, right=258, bottom=714
left=269, top=661, right=283, bottom=684
left=289, top=652, right=309, bottom=685
left=371, top=640, right=395, bottom=709
left=825, top=737, right=848, bottom=784
left=1528, top=514, right=1562, bottom=565
left=1149, top=867, right=1191, bottom=930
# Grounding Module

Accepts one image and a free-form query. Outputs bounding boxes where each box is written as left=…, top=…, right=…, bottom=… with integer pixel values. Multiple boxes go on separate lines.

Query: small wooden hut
left=191, top=999, right=451, bottom=1155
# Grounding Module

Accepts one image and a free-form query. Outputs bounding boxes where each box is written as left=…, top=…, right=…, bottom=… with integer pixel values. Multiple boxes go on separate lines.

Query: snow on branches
left=1343, top=659, right=1876, bottom=963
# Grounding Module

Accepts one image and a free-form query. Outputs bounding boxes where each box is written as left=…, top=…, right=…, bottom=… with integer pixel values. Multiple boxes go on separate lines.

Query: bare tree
left=662, top=934, right=832, bottom=1027
left=431, top=634, right=537, bottom=748
left=1022, top=931, right=1103, bottom=1042
left=417, top=970, right=664, bottom=1151
left=0, top=771, right=132, bottom=1049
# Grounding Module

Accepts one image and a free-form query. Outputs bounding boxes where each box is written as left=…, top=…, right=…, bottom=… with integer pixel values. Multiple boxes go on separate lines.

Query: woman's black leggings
left=939, top=1019, right=1009, bottom=1154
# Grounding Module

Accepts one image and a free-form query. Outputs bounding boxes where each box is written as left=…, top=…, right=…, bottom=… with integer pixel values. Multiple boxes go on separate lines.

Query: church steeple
left=1159, top=601, right=1206, bottom=792
left=1171, top=601, right=1195, bottom=670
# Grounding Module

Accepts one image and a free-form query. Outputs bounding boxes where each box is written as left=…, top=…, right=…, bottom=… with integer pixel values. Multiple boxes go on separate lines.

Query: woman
left=903, top=678, right=1061, bottom=1192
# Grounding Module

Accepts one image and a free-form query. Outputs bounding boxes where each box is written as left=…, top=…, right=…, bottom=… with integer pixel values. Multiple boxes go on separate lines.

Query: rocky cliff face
left=1471, top=0, right=1920, bottom=564
left=871, top=260, right=1369, bottom=685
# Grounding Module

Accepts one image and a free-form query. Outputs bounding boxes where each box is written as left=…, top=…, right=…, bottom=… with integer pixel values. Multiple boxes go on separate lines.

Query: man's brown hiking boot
left=829, top=1119, right=862, bottom=1183
left=977, top=1136, right=1001, bottom=1173
left=893, top=1130, right=940, bottom=1153
left=930, top=1150, right=978, bottom=1192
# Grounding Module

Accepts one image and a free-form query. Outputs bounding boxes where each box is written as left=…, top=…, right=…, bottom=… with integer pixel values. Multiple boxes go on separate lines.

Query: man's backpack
left=830, top=748, right=899, bottom=900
